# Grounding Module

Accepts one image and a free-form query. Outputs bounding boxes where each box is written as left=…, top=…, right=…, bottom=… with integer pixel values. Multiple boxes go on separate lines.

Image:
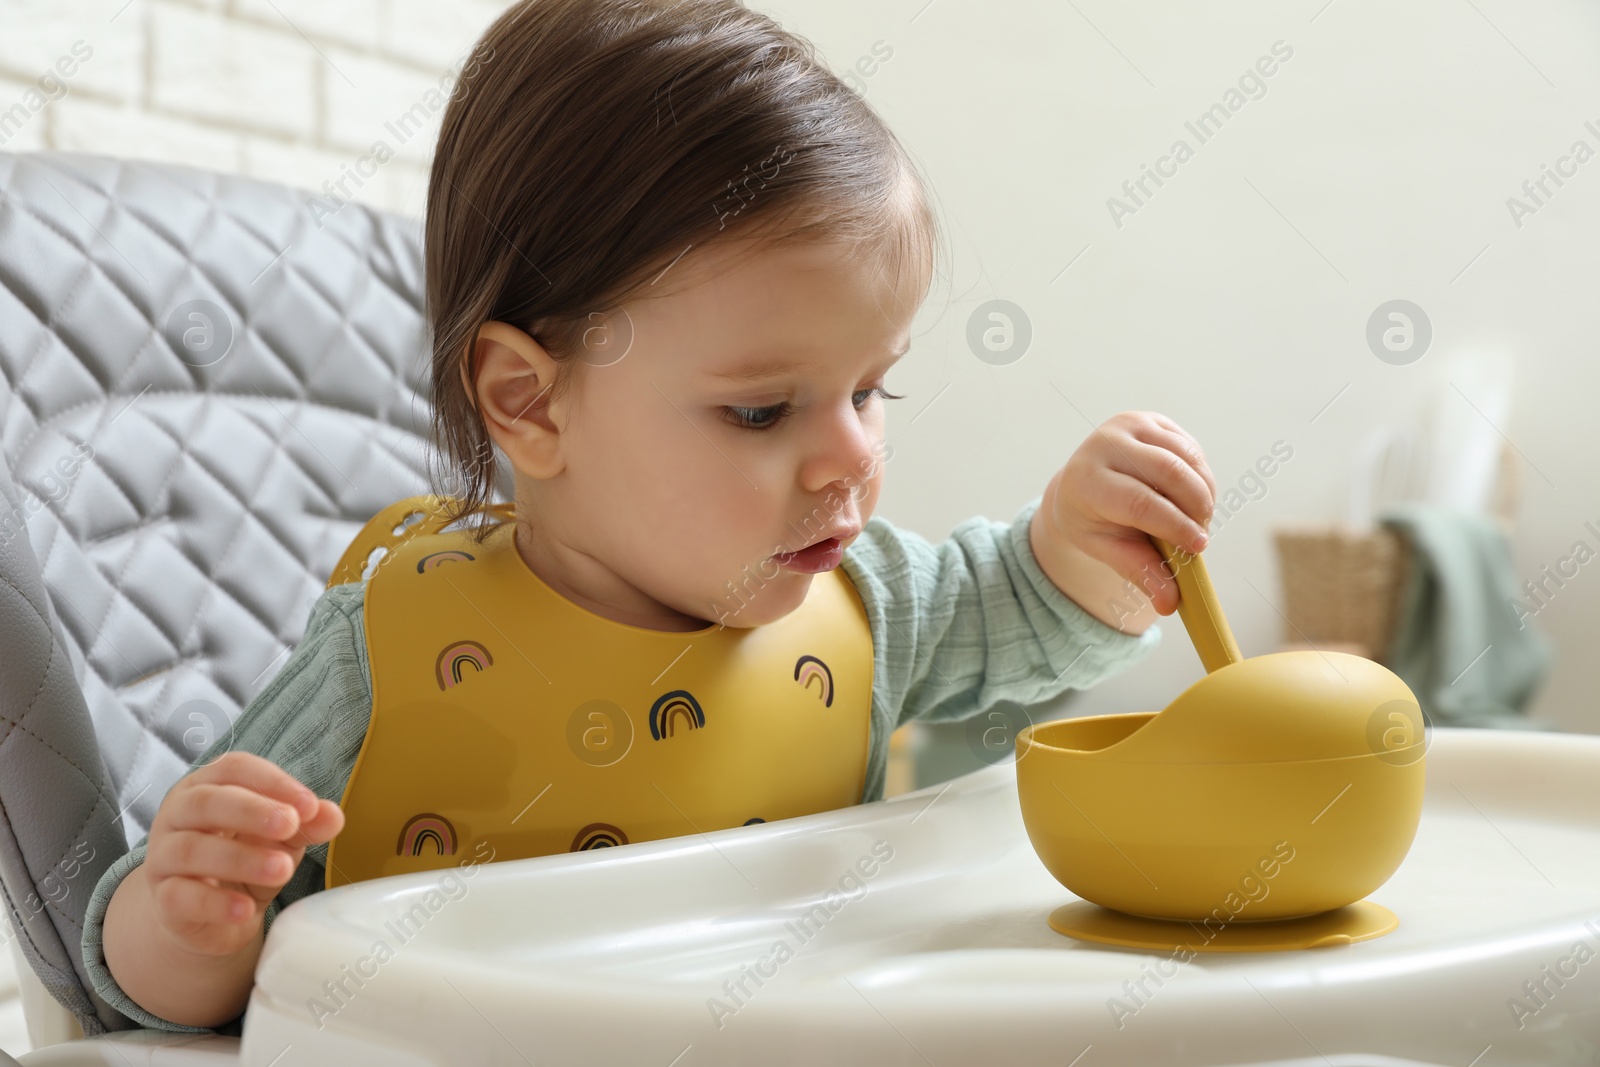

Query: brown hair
left=424, top=0, right=941, bottom=542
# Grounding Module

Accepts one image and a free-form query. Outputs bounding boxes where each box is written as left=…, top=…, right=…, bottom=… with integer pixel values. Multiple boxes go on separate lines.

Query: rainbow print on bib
left=416, top=549, right=475, bottom=573
left=435, top=639, right=493, bottom=689
left=572, top=822, right=629, bottom=850
left=397, top=813, right=457, bottom=857
left=649, top=689, right=705, bottom=739
left=794, top=654, right=834, bottom=707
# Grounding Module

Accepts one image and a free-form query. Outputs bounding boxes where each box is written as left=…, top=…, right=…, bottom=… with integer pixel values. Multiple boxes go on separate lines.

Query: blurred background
left=0, top=0, right=1596, bottom=1043
left=2, top=0, right=1596, bottom=775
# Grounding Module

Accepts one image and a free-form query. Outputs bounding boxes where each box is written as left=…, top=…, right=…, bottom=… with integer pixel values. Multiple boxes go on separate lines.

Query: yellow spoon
left=1150, top=536, right=1242, bottom=673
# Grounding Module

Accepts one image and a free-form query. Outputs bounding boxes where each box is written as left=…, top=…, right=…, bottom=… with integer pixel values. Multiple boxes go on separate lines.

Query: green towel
left=1379, top=504, right=1555, bottom=729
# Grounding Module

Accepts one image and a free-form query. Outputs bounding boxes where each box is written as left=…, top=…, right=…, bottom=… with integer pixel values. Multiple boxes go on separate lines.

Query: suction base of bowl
left=1048, top=899, right=1398, bottom=953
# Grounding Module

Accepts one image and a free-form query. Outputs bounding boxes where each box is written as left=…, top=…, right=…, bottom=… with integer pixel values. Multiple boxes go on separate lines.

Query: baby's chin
left=702, top=569, right=815, bottom=630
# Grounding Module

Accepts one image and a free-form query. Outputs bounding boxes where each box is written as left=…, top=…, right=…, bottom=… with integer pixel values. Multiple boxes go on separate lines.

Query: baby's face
left=518, top=234, right=923, bottom=631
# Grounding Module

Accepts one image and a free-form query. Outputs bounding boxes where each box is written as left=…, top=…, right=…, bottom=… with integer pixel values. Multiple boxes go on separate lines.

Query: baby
left=84, top=0, right=1216, bottom=1035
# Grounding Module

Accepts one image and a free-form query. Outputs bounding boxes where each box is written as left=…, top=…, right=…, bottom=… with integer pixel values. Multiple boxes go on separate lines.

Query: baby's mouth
left=772, top=537, right=842, bottom=573
left=771, top=524, right=858, bottom=574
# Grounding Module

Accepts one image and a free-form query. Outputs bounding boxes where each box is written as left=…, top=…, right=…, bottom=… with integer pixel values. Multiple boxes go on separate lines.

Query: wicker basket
left=1271, top=440, right=1520, bottom=664
left=1271, top=525, right=1414, bottom=664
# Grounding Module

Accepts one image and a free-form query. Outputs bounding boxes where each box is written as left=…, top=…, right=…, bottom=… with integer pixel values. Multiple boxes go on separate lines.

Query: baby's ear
left=470, top=320, right=566, bottom=479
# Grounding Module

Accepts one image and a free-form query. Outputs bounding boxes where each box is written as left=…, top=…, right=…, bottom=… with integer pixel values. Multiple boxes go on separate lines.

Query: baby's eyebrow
left=707, top=343, right=909, bottom=383
left=708, top=356, right=821, bottom=383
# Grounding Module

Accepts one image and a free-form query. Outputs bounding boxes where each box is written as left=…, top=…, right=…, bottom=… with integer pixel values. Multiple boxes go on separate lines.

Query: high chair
left=4, top=152, right=1600, bottom=1067
left=0, top=149, right=451, bottom=1062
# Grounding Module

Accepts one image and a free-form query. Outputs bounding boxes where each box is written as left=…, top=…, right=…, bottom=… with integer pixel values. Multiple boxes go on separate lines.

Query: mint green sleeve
left=79, top=580, right=373, bottom=1034
left=840, top=496, right=1162, bottom=803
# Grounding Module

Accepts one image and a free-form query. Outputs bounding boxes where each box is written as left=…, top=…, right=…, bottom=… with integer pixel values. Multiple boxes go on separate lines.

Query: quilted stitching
left=0, top=150, right=490, bottom=1033
left=3, top=152, right=433, bottom=831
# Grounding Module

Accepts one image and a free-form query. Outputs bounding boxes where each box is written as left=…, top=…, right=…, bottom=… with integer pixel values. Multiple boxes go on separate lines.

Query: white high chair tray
left=229, top=727, right=1600, bottom=1066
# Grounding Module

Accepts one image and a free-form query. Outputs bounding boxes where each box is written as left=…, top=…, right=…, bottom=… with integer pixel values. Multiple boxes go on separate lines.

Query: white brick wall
left=0, top=0, right=514, bottom=219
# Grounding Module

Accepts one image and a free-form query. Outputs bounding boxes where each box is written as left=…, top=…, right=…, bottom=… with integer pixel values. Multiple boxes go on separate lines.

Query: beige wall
left=755, top=0, right=1600, bottom=734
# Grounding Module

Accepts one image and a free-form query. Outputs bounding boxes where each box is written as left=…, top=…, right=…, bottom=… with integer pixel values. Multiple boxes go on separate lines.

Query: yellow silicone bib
left=321, top=496, right=874, bottom=889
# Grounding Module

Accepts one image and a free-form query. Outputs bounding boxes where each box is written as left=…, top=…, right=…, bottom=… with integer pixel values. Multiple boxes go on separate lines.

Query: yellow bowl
left=1014, top=651, right=1427, bottom=922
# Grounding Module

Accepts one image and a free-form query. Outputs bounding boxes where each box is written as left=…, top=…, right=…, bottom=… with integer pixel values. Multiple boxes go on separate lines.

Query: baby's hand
left=143, top=751, right=344, bottom=957
left=1044, top=410, right=1217, bottom=616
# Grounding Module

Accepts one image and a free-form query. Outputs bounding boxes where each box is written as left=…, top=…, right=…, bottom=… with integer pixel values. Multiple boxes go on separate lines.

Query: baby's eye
left=855, top=385, right=905, bottom=408
left=721, top=400, right=795, bottom=431
left=720, top=387, right=906, bottom=432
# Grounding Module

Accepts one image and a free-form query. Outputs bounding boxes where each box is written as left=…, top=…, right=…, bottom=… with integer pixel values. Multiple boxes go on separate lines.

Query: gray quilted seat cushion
left=0, top=150, right=475, bottom=1032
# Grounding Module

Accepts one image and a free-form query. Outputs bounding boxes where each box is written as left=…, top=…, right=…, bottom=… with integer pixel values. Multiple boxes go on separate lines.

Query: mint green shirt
left=80, top=498, right=1160, bottom=1032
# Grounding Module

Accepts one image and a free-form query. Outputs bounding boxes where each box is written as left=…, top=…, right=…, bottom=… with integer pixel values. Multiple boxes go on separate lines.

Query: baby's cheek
left=633, top=475, right=745, bottom=576
left=852, top=468, right=884, bottom=519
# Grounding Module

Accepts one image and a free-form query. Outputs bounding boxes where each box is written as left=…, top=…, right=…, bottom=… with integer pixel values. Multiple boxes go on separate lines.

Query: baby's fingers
left=1143, top=414, right=1219, bottom=504
left=1088, top=526, right=1182, bottom=616
left=163, top=782, right=306, bottom=844
left=152, top=871, right=258, bottom=930
left=1116, top=442, right=1212, bottom=552
left=239, top=799, right=345, bottom=851
left=292, top=798, right=345, bottom=847
left=147, top=829, right=296, bottom=890
left=1102, top=468, right=1209, bottom=557
left=183, top=750, right=320, bottom=822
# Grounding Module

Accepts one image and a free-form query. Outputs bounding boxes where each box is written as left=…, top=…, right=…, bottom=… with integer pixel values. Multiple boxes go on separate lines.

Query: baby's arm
left=845, top=412, right=1212, bottom=736
left=842, top=497, right=1163, bottom=735
left=83, top=579, right=374, bottom=1032
left=102, top=752, right=342, bottom=1028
